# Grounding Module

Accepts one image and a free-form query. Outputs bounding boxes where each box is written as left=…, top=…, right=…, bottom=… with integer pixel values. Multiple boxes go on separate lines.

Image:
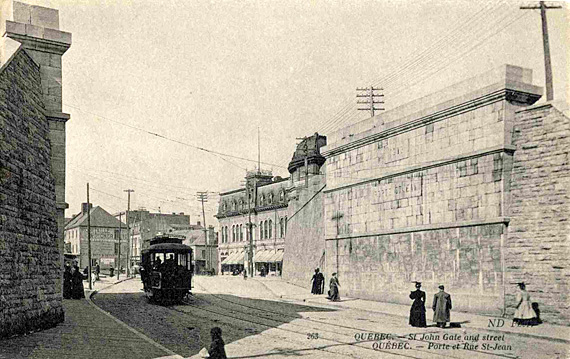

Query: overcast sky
left=20, top=0, right=569, bottom=225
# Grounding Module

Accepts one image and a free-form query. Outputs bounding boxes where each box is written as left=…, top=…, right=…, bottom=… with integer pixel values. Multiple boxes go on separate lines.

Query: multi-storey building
left=216, top=171, right=289, bottom=276
left=65, top=203, right=128, bottom=271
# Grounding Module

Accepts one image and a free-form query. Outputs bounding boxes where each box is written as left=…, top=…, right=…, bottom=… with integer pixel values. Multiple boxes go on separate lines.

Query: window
left=114, top=243, right=119, bottom=255
left=285, top=216, right=288, bottom=235
left=260, top=221, right=263, bottom=239
left=268, top=219, right=272, bottom=238
left=280, top=218, right=284, bottom=238
left=280, top=190, right=285, bottom=201
left=239, top=224, right=243, bottom=241
left=201, top=250, right=206, bottom=258
left=264, top=220, right=268, bottom=239
left=232, top=225, right=236, bottom=242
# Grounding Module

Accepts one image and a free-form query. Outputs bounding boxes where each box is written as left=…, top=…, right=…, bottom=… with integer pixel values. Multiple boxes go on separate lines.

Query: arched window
left=285, top=216, right=288, bottom=236
left=233, top=225, right=237, bottom=242
left=280, top=190, right=285, bottom=202
left=268, top=219, right=272, bottom=238
left=264, top=220, right=268, bottom=239
left=268, top=193, right=273, bottom=204
left=260, top=194, right=265, bottom=206
left=260, top=221, right=264, bottom=239
left=240, top=224, right=243, bottom=241
left=280, top=218, right=284, bottom=238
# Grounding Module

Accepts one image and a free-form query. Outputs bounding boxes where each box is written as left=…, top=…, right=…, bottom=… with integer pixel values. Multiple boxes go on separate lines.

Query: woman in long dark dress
left=63, top=263, right=72, bottom=299
left=409, top=281, right=427, bottom=327
left=327, top=273, right=340, bottom=301
left=311, top=268, right=324, bottom=295
left=70, top=265, right=85, bottom=299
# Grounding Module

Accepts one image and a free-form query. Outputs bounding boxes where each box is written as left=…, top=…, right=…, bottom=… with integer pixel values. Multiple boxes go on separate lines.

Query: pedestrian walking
left=70, top=263, right=85, bottom=299
left=409, top=281, right=427, bottom=327
left=432, top=285, right=452, bottom=328
left=327, top=272, right=340, bottom=301
left=207, top=327, right=228, bottom=359
left=243, top=268, right=247, bottom=280
left=63, top=262, right=72, bottom=299
left=311, top=268, right=325, bottom=294
left=513, top=282, right=538, bottom=326
left=95, top=262, right=100, bottom=281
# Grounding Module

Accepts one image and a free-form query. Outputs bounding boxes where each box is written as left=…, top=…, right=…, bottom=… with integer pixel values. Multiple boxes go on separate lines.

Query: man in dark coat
left=310, top=268, right=325, bottom=295
left=409, top=281, right=426, bottom=327
left=432, top=285, right=452, bottom=328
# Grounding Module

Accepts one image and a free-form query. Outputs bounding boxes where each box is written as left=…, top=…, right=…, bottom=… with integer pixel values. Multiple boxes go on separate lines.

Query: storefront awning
left=268, top=251, right=284, bottom=263
left=254, top=250, right=272, bottom=263
left=221, top=252, right=245, bottom=265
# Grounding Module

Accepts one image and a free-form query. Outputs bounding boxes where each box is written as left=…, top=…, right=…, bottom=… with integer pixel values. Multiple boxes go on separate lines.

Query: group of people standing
left=63, top=261, right=85, bottom=299
left=409, top=282, right=452, bottom=328
left=310, top=269, right=340, bottom=302
left=409, top=281, right=540, bottom=328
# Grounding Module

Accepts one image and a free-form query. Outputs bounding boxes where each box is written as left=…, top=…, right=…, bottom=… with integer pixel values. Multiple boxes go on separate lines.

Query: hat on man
left=438, top=285, right=445, bottom=290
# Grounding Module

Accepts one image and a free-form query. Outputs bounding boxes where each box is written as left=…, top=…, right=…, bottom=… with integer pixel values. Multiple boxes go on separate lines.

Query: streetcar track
left=192, top=281, right=519, bottom=359
left=179, top=281, right=518, bottom=359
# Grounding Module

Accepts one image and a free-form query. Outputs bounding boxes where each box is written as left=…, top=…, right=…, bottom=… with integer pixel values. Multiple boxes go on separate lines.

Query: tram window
left=153, top=253, right=165, bottom=264
left=178, top=254, right=187, bottom=267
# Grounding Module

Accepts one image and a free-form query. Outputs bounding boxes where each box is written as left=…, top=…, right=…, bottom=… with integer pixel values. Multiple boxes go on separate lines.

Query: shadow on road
left=93, top=291, right=339, bottom=358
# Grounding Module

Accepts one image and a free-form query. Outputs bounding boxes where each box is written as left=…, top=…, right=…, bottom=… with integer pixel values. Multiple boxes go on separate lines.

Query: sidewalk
left=0, top=276, right=171, bottom=359
left=251, top=277, right=570, bottom=344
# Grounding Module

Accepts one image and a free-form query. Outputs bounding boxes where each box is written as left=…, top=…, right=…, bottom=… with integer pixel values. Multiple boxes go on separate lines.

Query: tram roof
left=143, top=243, right=193, bottom=253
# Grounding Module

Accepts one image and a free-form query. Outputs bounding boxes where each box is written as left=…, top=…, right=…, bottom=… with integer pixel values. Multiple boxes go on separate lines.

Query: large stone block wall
left=506, top=104, right=570, bottom=325
left=283, top=175, right=327, bottom=288
left=325, top=223, right=506, bottom=314
left=0, top=49, right=64, bottom=337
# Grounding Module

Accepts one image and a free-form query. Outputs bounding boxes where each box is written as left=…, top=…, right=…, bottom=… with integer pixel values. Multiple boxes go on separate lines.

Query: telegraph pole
left=197, top=192, right=209, bottom=272
left=117, top=211, right=122, bottom=280
left=86, top=183, right=92, bottom=290
left=124, top=189, right=134, bottom=277
left=357, top=86, right=385, bottom=117
left=520, top=1, right=562, bottom=101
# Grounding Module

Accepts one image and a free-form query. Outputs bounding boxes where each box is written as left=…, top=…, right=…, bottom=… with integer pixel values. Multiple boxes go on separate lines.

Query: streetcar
left=140, top=234, right=193, bottom=304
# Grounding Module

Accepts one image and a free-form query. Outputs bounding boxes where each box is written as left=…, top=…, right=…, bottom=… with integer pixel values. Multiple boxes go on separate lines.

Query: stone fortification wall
left=0, top=48, right=64, bottom=337
left=283, top=175, right=327, bottom=288
left=322, top=65, right=542, bottom=315
left=506, top=103, right=570, bottom=325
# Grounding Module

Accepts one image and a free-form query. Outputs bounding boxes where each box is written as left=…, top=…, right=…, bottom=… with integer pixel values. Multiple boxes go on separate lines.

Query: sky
left=16, top=0, right=569, bottom=226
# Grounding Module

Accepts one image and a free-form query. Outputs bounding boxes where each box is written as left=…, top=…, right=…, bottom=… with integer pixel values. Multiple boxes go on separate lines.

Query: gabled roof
left=65, top=206, right=124, bottom=229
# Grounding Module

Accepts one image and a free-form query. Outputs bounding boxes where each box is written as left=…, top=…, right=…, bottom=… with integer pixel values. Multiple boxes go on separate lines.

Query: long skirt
left=328, top=285, right=340, bottom=301
left=409, top=306, right=427, bottom=327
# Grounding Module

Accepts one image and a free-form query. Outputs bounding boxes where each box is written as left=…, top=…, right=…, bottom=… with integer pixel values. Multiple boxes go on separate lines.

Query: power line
left=63, top=103, right=287, bottom=169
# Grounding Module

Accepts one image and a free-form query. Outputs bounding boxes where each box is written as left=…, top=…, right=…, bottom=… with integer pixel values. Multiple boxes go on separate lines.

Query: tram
left=140, top=234, right=193, bottom=304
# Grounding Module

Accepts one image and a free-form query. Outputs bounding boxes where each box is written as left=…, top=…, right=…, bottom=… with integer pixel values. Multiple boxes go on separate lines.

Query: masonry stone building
left=310, top=65, right=568, bottom=325
left=217, top=171, right=289, bottom=276
left=0, top=1, right=71, bottom=337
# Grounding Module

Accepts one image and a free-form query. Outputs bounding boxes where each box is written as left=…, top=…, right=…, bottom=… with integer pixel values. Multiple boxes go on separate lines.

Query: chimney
left=81, top=203, right=92, bottom=215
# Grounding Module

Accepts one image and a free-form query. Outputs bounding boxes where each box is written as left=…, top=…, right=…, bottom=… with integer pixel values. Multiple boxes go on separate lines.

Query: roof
left=65, top=206, right=124, bottom=230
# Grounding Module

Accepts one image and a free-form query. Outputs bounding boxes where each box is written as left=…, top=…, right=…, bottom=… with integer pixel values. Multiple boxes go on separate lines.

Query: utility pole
left=197, top=192, right=209, bottom=272
left=357, top=86, right=385, bottom=117
left=124, top=189, right=134, bottom=277
left=117, top=211, right=122, bottom=280
left=86, top=183, right=92, bottom=290
left=520, top=1, right=562, bottom=101
left=296, top=137, right=309, bottom=188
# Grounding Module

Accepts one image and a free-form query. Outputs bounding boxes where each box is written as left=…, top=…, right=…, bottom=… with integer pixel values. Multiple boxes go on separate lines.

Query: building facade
left=216, top=171, right=289, bottom=276
left=65, top=203, right=129, bottom=271
left=310, top=65, right=568, bottom=324
left=0, top=1, right=70, bottom=337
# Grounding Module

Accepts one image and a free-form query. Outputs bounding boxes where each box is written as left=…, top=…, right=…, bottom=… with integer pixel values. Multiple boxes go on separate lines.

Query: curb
left=86, top=277, right=183, bottom=358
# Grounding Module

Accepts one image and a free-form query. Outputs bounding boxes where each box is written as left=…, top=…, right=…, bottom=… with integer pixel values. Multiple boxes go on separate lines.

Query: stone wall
left=283, top=175, right=327, bottom=288
left=0, top=48, right=64, bottom=337
left=506, top=103, right=570, bottom=325
left=321, top=65, right=544, bottom=316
